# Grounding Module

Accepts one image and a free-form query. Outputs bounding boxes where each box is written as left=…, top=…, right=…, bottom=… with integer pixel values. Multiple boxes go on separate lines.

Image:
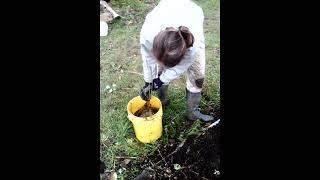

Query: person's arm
left=159, top=46, right=197, bottom=84
left=140, top=40, right=158, bottom=83
left=139, top=40, right=158, bottom=100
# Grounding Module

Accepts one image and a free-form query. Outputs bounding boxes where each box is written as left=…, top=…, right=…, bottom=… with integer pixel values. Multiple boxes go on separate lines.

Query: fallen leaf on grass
left=123, top=159, right=131, bottom=165
left=110, top=171, right=117, bottom=180
left=173, top=164, right=181, bottom=170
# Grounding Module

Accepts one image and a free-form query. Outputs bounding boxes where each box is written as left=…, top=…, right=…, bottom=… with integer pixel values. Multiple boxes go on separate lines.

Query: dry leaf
left=110, top=171, right=117, bottom=180
left=123, top=159, right=131, bottom=165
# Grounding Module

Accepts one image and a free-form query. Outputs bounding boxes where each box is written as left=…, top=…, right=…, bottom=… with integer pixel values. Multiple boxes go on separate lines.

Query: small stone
left=165, top=168, right=172, bottom=174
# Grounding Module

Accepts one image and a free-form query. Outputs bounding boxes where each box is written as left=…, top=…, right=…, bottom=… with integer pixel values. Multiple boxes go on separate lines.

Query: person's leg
left=186, top=47, right=214, bottom=121
left=157, top=64, right=169, bottom=106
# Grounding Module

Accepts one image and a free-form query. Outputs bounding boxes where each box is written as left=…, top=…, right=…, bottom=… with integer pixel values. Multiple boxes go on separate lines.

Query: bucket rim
left=127, top=95, right=162, bottom=120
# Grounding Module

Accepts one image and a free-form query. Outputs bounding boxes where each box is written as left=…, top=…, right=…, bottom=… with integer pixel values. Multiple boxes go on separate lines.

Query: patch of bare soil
left=134, top=107, right=221, bottom=180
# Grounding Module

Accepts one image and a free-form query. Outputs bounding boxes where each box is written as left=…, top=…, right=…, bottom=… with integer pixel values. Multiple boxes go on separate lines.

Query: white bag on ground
left=100, top=21, right=108, bottom=36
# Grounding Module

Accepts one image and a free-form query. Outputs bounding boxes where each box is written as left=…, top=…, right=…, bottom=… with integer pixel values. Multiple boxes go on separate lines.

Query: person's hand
left=140, top=82, right=153, bottom=101
left=152, top=77, right=163, bottom=90
left=139, top=78, right=164, bottom=100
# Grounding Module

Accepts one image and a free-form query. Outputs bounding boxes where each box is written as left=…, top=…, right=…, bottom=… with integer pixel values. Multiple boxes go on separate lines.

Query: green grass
left=100, top=0, right=219, bottom=178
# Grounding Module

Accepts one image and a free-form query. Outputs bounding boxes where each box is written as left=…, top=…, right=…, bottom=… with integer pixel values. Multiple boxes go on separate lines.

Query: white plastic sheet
left=100, top=21, right=108, bottom=37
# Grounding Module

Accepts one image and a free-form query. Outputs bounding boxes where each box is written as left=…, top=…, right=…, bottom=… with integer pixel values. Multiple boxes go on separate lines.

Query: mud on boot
left=186, top=89, right=214, bottom=122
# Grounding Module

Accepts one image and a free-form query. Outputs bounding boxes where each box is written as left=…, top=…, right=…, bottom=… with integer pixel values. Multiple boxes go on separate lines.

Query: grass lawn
left=100, top=0, right=220, bottom=178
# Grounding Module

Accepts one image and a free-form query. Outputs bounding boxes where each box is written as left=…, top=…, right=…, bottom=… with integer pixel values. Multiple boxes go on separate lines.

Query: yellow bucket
left=127, top=96, right=163, bottom=143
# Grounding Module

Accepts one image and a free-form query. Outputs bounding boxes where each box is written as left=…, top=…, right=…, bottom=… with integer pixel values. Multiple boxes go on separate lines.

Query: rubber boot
left=157, top=85, right=169, bottom=106
left=186, top=89, right=214, bottom=122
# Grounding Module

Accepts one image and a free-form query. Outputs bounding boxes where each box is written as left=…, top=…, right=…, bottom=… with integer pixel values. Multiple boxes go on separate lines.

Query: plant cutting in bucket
left=134, top=101, right=159, bottom=117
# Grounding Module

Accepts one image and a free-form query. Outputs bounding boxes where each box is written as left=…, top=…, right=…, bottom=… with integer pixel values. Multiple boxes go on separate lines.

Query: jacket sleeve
left=140, top=40, right=158, bottom=83
left=159, top=46, right=197, bottom=84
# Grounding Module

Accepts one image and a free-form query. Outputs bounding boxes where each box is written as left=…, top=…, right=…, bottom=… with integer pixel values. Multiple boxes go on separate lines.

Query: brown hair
left=152, top=26, right=194, bottom=67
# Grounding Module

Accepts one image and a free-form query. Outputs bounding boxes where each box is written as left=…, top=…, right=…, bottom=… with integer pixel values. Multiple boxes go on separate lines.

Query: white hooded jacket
left=140, top=0, right=205, bottom=84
